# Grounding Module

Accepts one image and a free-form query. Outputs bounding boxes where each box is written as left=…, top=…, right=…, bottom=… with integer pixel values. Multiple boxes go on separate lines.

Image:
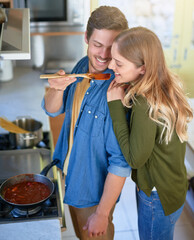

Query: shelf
left=31, top=32, right=84, bottom=36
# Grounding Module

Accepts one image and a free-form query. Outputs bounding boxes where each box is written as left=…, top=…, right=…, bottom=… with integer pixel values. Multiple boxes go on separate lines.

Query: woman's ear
left=84, top=31, right=88, bottom=44
left=140, top=65, right=146, bottom=75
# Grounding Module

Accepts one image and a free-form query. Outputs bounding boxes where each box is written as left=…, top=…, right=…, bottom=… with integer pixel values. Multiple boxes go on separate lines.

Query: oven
left=14, top=0, right=85, bottom=30
left=0, top=132, right=66, bottom=230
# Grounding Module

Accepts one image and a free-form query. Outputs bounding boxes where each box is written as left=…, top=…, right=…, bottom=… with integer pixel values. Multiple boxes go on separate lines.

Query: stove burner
left=11, top=206, right=42, bottom=217
left=10, top=199, right=53, bottom=217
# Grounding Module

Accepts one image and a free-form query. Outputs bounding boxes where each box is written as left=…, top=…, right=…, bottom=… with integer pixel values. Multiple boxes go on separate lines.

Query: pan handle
left=40, top=159, right=59, bottom=176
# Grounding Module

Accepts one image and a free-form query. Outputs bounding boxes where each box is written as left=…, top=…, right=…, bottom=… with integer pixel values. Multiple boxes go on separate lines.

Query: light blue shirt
left=41, top=56, right=131, bottom=208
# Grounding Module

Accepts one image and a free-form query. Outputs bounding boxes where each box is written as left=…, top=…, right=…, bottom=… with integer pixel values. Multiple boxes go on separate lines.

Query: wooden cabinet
left=0, top=0, right=13, bottom=8
left=49, top=114, right=65, bottom=147
left=45, top=87, right=65, bottom=147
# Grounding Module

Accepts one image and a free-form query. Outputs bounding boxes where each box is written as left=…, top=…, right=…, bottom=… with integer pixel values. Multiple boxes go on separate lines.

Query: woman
left=107, top=27, right=193, bottom=239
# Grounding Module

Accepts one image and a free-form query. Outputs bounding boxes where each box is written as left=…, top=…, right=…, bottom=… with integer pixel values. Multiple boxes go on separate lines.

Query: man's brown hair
left=86, top=6, right=128, bottom=41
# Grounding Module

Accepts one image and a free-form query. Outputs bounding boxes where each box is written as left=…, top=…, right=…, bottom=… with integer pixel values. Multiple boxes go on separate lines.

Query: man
left=42, top=6, right=130, bottom=239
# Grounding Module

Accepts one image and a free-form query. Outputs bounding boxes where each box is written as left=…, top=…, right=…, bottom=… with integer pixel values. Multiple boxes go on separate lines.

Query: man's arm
left=44, top=88, right=64, bottom=113
left=83, top=172, right=126, bottom=237
left=44, top=70, right=77, bottom=113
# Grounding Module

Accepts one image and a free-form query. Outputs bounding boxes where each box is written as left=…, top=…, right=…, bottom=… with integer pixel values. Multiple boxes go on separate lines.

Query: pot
left=9, top=117, right=43, bottom=148
left=0, top=159, right=59, bottom=209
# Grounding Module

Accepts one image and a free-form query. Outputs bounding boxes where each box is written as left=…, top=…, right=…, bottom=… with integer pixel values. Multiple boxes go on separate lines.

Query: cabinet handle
left=173, top=49, right=177, bottom=61
left=170, top=64, right=181, bottom=69
left=184, top=48, right=188, bottom=60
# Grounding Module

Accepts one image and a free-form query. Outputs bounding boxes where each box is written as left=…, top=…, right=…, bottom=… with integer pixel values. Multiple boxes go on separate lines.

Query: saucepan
left=0, top=159, right=59, bottom=209
left=9, top=117, right=43, bottom=148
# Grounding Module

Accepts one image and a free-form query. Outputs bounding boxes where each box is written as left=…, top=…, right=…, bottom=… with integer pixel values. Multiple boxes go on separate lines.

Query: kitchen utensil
left=0, top=117, right=29, bottom=134
left=9, top=117, right=43, bottom=148
left=40, top=73, right=111, bottom=80
left=0, top=60, right=13, bottom=82
left=0, top=8, right=7, bottom=24
left=0, top=8, right=7, bottom=52
left=0, top=23, right=4, bottom=51
left=0, top=159, right=59, bottom=208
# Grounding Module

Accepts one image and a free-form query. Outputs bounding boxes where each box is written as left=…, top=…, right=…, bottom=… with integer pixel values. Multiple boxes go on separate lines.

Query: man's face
left=85, top=29, right=121, bottom=73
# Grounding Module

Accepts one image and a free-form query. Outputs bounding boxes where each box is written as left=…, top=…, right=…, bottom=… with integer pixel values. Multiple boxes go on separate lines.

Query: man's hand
left=44, top=70, right=77, bottom=113
left=83, top=212, right=109, bottom=238
left=48, top=70, right=77, bottom=91
left=83, top=173, right=126, bottom=238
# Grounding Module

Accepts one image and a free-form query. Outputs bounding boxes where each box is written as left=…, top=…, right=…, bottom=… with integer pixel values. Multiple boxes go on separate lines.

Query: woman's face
left=108, top=42, right=145, bottom=84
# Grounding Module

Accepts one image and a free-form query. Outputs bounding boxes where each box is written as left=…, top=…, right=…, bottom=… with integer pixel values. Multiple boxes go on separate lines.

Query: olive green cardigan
left=108, top=96, right=188, bottom=216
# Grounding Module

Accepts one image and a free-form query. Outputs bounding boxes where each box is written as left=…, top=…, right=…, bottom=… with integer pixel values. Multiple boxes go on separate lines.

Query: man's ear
left=84, top=31, right=89, bottom=44
left=140, top=65, right=146, bottom=75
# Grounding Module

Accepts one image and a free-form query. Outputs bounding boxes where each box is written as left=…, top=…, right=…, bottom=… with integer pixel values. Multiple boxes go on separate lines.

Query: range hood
left=0, top=8, right=30, bottom=60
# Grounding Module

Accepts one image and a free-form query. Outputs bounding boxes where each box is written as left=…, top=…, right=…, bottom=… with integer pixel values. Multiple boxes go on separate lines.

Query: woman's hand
left=48, top=70, right=77, bottom=91
left=107, top=80, right=126, bottom=102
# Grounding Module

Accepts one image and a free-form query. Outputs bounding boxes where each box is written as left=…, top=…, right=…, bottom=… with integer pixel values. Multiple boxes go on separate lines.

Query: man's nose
left=100, top=48, right=111, bottom=59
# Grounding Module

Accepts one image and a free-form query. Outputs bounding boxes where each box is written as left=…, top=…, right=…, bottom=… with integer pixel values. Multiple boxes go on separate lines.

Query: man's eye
left=94, top=44, right=101, bottom=47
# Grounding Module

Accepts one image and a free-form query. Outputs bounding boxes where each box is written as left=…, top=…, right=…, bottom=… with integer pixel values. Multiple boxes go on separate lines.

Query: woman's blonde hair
left=115, top=27, right=193, bottom=144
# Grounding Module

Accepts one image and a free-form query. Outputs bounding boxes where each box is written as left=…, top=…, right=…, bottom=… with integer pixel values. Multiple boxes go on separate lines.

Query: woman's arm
left=107, top=82, right=156, bottom=168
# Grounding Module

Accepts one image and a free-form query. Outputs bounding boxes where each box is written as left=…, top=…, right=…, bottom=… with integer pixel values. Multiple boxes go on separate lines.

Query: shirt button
left=95, top=115, right=98, bottom=118
left=88, top=110, right=91, bottom=114
left=86, top=92, right=89, bottom=95
left=91, top=80, right=94, bottom=83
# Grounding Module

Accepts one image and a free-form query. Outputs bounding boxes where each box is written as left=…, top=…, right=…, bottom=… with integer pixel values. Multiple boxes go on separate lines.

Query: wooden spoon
left=0, top=117, right=30, bottom=134
left=40, top=73, right=111, bottom=80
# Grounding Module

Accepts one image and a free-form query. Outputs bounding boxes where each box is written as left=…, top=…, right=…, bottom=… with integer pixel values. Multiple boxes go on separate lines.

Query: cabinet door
left=178, top=0, right=194, bottom=97
left=164, top=0, right=184, bottom=73
left=97, top=0, right=194, bottom=97
left=98, top=0, right=179, bottom=69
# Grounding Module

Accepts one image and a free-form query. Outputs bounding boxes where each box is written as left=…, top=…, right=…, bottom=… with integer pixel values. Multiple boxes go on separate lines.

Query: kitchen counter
left=0, top=66, right=50, bottom=134
left=0, top=219, right=61, bottom=240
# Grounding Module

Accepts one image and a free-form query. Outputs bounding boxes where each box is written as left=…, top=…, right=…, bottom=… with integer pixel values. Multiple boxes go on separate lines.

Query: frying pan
left=0, top=159, right=59, bottom=209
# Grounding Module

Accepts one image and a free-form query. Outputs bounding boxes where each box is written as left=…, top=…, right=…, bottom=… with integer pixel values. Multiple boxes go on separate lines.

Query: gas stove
left=0, top=180, right=61, bottom=223
left=0, top=133, right=65, bottom=229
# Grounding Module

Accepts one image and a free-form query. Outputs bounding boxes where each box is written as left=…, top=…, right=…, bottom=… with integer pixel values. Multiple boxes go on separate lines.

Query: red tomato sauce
left=3, top=181, right=51, bottom=204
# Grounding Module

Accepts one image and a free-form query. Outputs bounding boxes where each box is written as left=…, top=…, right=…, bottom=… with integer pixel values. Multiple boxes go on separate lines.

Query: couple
left=42, top=6, right=193, bottom=240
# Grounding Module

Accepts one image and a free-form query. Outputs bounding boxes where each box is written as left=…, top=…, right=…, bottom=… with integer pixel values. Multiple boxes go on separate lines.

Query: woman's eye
left=116, top=63, right=122, bottom=67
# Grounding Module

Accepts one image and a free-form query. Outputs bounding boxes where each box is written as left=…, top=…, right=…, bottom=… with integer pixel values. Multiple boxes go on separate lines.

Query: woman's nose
left=108, top=59, right=114, bottom=70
